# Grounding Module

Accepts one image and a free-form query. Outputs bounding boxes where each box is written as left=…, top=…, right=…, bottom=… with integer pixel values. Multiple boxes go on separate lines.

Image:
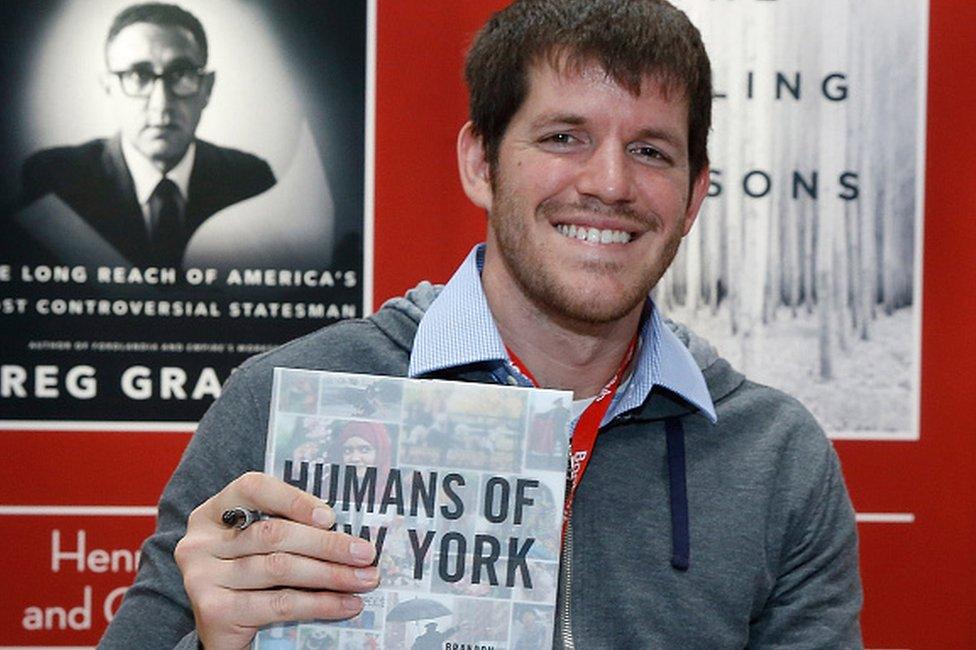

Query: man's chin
left=529, top=277, right=648, bottom=327
left=137, top=136, right=191, bottom=168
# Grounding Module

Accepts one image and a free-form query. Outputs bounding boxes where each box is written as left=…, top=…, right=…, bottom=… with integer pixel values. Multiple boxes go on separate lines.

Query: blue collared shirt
left=408, top=244, right=717, bottom=425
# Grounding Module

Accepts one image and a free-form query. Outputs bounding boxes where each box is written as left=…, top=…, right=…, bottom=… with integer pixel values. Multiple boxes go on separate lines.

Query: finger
left=217, top=553, right=380, bottom=592
left=233, top=588, right=366, bottom=629
left=213, top=517, right=377, bottom=566
left=204, top=472, right=336, bottom=530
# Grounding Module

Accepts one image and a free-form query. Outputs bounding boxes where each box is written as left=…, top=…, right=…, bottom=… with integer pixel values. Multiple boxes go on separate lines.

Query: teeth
left=555, top=224, right=632, bottom=244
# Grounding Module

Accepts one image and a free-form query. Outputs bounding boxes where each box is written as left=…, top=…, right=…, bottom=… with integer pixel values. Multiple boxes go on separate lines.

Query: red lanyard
left=507, top=335, right=638, bottom=519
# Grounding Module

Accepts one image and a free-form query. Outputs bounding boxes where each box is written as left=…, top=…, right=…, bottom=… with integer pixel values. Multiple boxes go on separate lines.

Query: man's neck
left=120, top=137, right=196, bottom=206
left=483, top=269, right=643, bottom=400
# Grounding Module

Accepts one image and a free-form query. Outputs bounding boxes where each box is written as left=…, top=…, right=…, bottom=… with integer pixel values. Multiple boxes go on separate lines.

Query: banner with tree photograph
left=662, top=0, right=927, bottom=440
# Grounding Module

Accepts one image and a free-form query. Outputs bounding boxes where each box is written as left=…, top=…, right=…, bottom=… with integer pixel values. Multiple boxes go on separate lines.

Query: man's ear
left=100, top=72, right=113, bottom=96
left=199, top=71, right=215, bottom=107
left=681, top=165, right=710, bottom=237
left=457, top=121, right=493, bottom=211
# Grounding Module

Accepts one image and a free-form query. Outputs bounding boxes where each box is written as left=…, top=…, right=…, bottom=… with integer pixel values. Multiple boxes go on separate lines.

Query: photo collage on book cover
left=261, top=369, right=571, bottom=649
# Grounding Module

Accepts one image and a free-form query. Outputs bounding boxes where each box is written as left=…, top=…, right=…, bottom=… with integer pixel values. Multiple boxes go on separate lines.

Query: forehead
left=106, top=22, right=203, bottom=70
left=514, top=58, right=689, bottom=134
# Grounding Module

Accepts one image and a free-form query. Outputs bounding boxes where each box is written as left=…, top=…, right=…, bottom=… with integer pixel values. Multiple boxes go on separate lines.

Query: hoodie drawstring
left=665, top=417, right=690, bottom=571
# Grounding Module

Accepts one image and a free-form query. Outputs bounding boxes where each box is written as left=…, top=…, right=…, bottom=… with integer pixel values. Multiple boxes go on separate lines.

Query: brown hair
left=464, top=0, right=712, bottom=182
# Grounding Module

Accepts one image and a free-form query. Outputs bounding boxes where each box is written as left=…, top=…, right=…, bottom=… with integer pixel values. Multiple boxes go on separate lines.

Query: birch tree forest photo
left=664, top=1, right=927, bottom=438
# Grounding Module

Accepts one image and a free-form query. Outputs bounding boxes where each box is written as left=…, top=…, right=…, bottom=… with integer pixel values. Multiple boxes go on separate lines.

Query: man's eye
left=629, top=144, right=668, bottom=162
left=543, top=133, right=576, bottom=145
left=168, top=68, right=196, bottom=82
left=126, top=70, right=154, bottom=85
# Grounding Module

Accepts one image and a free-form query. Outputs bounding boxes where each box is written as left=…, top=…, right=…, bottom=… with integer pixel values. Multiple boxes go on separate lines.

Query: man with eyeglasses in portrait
left=18, top=2, right=276, bottom=269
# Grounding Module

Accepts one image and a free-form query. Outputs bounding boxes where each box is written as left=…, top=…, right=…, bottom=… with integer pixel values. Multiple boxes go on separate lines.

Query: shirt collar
left=409, top=244, right=507, bottom=376
left=616, top=302, right=717, bottom=422
left=409, top=244, right=717, bottom=424
left=120, top=137, right=195, bottom=205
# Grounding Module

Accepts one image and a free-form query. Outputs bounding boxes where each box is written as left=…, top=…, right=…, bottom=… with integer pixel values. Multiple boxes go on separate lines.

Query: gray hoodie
left=99, top=283, right=862, bottom=649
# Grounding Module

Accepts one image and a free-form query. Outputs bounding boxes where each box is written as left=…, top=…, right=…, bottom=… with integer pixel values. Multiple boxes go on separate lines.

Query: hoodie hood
left=368, top=281, right=441, bottom=352
left=661, top=318, right=746, bottom=415
left=371, top=283, right=744, bottom=420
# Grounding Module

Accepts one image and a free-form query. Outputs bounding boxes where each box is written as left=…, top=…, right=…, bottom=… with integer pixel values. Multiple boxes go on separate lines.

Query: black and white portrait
left=0, top=0, right=368, bottom=425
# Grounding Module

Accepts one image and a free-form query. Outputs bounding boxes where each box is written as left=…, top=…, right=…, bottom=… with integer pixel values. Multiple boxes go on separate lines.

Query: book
left=254, top=368, right=571, bottom=650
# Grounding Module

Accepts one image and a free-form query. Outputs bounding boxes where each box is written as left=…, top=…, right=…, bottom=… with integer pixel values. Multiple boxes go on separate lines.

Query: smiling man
left=459, top=59, right=709, bottom=400
left=101, top=1, right=862, bottom=648
left=19, top=2, right=275, bottom=268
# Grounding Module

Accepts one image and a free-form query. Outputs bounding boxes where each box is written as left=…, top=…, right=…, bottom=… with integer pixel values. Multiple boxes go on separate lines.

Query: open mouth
left=554, top=223, right=633, bottom=244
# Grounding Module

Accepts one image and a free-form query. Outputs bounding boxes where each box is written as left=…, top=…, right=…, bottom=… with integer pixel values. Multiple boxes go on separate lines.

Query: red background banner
left=1, top=0, right=974, bottom=647
left=376, top=1, right=976, bottom=647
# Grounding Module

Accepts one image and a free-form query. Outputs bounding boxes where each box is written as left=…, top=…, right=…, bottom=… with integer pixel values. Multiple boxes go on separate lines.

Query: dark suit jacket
left=19, top=136, right=276, bottom=266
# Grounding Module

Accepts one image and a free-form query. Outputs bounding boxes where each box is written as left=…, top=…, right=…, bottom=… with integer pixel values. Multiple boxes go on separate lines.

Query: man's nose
left=575, top=141, right=636, bottom=205
left=145, top=76, right=176, bottom=112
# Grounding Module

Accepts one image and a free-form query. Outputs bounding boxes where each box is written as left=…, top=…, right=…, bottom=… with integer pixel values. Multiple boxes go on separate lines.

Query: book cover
left=254, top=368, right=571, bottom=650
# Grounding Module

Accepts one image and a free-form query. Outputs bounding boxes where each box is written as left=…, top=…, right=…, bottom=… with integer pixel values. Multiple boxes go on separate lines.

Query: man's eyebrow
left=634, top=127, right=685, bottom=150
left=164, top=56, right=200, bottom=70
left=121, top=57, right=200, bottom=72
left=528, top=113, right=587, bottom=130
left=120, top=60, right=154, bottom=72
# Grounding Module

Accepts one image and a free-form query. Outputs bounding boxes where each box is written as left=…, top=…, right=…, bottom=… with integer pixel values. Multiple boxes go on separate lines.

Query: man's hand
left=174, top=472, right=379, bottom=650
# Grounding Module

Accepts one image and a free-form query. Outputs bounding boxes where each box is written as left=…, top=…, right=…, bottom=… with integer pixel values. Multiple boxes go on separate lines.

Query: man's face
left=467, top=60, right=708, bottom=326
left=104, top=22, right=213, bottom=170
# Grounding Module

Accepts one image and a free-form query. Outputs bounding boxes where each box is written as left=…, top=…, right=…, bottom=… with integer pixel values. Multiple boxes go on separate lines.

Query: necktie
left=148, top=177, right=184, bottom=268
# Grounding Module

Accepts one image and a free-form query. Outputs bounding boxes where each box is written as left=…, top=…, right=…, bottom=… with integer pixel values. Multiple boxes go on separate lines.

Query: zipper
left=556, top=518, right=575, bottom=649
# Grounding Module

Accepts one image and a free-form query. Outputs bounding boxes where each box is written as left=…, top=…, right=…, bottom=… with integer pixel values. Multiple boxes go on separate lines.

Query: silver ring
left=221, top=506, right=261, bottom=530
